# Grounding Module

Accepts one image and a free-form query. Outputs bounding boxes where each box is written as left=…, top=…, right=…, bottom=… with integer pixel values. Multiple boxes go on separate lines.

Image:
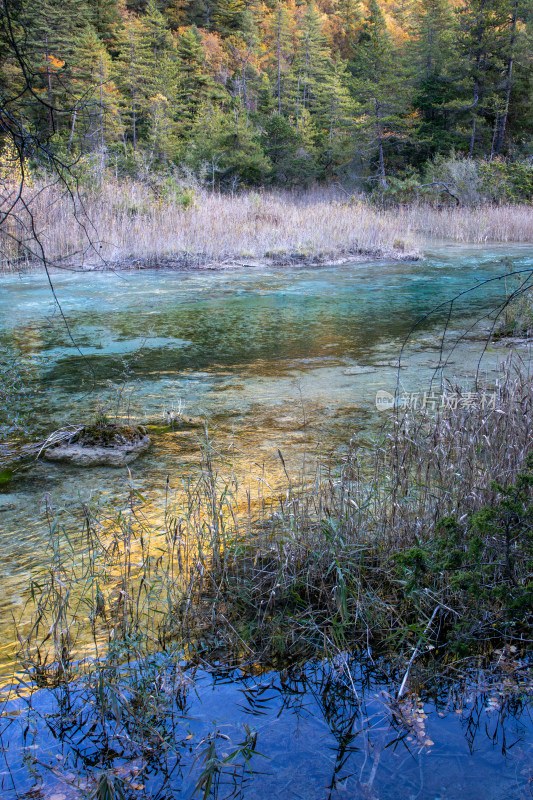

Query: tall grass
left=402, top=202, right=533, bottom=244
left=0, top=181, right=421, bottom=272
left=14, top=359, right=533, bottom=684
left=3, top=179, right=533, bottom=273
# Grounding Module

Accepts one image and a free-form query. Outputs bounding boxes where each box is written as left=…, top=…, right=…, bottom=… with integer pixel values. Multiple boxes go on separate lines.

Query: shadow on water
left=0, top=653, right=532, bottom=799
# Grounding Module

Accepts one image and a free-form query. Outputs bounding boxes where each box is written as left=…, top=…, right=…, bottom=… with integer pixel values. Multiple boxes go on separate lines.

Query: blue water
left=1, top=244, right=533, bottom=798
left=1, top=245, right=533, bottom=660
left=1, top=656, right=531, bottom=799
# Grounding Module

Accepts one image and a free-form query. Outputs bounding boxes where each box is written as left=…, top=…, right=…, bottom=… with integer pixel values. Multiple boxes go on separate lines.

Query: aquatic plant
left=4, top=359, right=533, bottom=798
left=13, top=360, right=533, bottom=687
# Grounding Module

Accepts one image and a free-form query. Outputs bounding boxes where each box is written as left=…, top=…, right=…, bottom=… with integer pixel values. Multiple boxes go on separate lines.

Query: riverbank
left=3, top=180, right=532, bottom=273
left=0, top=182, right=420, bottom=272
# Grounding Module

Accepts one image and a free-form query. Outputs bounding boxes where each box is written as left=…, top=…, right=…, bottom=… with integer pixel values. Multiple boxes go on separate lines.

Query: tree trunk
left=494, top=0, right=518, bottom=155
left=44, top=35, right=54, bottom=134
left=277, top=2, right=282, bottom=113
left=469, top=0, right=486, bottom=157
left=375, top=101, right=387, bottom=186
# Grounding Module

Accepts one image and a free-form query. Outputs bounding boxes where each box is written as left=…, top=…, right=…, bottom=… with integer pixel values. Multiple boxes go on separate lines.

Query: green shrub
left=394, top=455, right=533, bottom=648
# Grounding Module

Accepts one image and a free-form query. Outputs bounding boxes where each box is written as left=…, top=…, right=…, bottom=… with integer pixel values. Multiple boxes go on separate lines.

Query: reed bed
left=13, top=359, right=533, bottom=687
left=402, top=202, right=533, bottom=244
left=1, top=181, right=420, bottom=271
left=3, top=177, right=533, bottom=273
left=3, top=179, right=533, bottom=273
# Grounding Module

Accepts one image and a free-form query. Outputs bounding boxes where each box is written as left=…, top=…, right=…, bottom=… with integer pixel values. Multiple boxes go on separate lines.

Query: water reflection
left=0, top=655, right=531, bottom=799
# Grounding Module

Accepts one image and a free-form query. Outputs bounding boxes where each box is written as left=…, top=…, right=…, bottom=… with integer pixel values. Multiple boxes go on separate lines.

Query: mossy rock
left=44, top=423, right=151, bottom=467
left=0, top=468, right=13, bottom=486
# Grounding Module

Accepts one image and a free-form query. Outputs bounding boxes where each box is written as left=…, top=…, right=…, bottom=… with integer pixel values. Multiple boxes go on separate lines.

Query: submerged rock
left=0, top=494, right=18, bottom=512
left=43, top=424, right=151, bottom=467
left=343, top=365, right=377, bottom=376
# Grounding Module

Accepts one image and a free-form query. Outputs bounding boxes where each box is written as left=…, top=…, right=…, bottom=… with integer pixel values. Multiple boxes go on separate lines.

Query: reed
left=401, top=202, right=533, bottom=244
left=1, top=181, right=421, bottom=271
left=13, top=359, right=533, bottom=685
left=4, top=179, right=533, bottom=273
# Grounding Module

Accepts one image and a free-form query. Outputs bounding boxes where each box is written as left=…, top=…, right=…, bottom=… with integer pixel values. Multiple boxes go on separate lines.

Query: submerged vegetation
left=14, top=361, right=533, bottom=682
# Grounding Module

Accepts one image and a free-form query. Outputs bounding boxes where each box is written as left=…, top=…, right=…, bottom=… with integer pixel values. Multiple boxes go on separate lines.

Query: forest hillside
left=1, top=0, right=532, bottom=198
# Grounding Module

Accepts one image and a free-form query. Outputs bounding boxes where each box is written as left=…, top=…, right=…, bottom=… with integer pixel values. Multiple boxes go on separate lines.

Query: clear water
left=1, top=244, right=533, bottom=797
left=0, top=656, right=531, bottom=799
left=1, top=245, right=533, bottom=662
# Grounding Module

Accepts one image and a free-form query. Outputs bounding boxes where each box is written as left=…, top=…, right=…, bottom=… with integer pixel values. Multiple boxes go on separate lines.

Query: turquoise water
left=2, top=243, right=530, bottom=427
left=0, top=245, right=532, bottom=633
left=1, top=244, right=533, bottom=798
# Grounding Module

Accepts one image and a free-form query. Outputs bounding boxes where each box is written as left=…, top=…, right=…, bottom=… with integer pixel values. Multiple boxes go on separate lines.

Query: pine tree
left=491, top=0, right=531, bottom=155
left=259, top=112, right=317, bottom=184
left=115, top=16, right=154, bottom=150
left=186, top=105, right=269, bottom=186
left=115, top=6, right=182, bottom=159
left=212, top=0, right=247, bottom=34
left=349, top=0, right=416, bottom=184
left=331, top=0, right=362, bottom=58
left=20, top=0, right=93, bottom=135
left=449, top=0, right=509, bottom=156
left=69, top=27, right=123, bottom=159
left=411, top=0, right=456, bottom=159
left=412, top=0, right=453, bottom=78
left=175, top=27, right=225, bottom=135
left=86, top=0, right=121, bottom=51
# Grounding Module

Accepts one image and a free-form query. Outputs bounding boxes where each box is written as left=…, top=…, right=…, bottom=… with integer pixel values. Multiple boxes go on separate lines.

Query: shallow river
left=1, top=244, right=532, bottom=797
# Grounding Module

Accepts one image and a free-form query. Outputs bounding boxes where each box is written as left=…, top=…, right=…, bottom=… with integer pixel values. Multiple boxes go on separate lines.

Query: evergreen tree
left=115, top=16, right=154, bottom=149
left=69, top=27, right=123, bottom=158
left=349, top=0, right=416, bottom=183
left=491, top=0, right=531, bottom=155
left=20, top=0, right=93, bottom=135
left=212, top=0, right=247, bottom=34
left=331, top=0, right=362, bottom=58
left=260, top=112, right=316, bottom=184
left=411, top=0, right=456, bottom=159
left=86, top=0, right=121, bottom=50
left=3, top=0, right=533, bottom=187
left=186, top=105, right=269, bottom=186
left=175, top=27, right=226, bottom=135
left=448, top=0, right=509, bottom=156
left=116, top=6, right=182, bottom=159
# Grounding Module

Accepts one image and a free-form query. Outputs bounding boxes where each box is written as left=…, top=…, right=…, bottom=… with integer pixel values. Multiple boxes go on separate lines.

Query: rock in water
left=43, top=424, right=151, bottom=467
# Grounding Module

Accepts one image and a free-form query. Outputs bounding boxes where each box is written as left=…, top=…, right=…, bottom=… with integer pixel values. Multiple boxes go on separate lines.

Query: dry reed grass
left=1, top=181, right=420, bottom=271
left=3, top=180, right=533, bottom=273
left=402, top=202, right=533, bottom=244
left=14, top=359, right=533, bottom=681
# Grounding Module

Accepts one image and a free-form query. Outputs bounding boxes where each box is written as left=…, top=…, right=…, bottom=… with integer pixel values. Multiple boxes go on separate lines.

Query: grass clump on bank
left=3, top=176, right=533, bottom=275
left=0, top=180, right=421, bottom=272
left=495, top=289, right=533, bottom=338
left=14, top=361, right=533, bottom=688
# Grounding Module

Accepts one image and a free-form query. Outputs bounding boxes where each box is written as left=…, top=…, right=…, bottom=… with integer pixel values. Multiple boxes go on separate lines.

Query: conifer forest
left=1, top=1, right=533, bottom=798
left=1, top=0, right=533, bottom=192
